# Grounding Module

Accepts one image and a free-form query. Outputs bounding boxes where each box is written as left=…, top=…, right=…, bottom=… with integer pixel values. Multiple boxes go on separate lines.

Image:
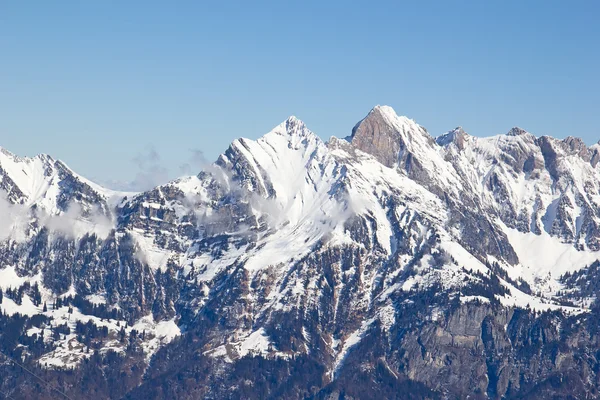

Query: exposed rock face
left=3, top=106, right=600, bottom=399
left=506, top=126, right=528, bottom=137
left=436, top=126, right=469, bottom=150
left=351, top=105, right=408, bottom=168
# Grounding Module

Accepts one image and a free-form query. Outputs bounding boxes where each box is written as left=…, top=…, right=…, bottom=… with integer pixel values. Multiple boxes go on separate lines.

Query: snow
left=0, top=267, right=181, bottom=369
left=543, top=197, right=561, bottom=234
left=85, top=294, right=107, bottom=305
left=503, top=224, right=600, bottom=290
left=0, top=148, right=122, bottom=242
left=0, top=147, right=130, bottom=209
left=35, top=309, right=181, bottom=368
left=222, top=118, right=354, bottom=272
left=4, top=147, right=131, bottom=203
left=460, top=295, right=490, bottom=304
left=192, top=245, right=248, bottom=281
left=131, top=229, right=178, bottom=271
left=132, top=316, right=182, bottom=362
left=205, top=328, right=285, bottom=362
left=0, top=266, right=28, bottom=290
left=238, top=328, right=271, bottom=357
left=331, top=318, right=376, bottom=378
left=440, top=240, right=489, bottom=274
left=155, top=318, right=181, bottom=341
left=0, top=295, right=40, bottom=316
left=0, top=150, right=55, bottom=208
left=378, top=303, right=396, bottom=331
left=497, top=287, right=584, bottom=314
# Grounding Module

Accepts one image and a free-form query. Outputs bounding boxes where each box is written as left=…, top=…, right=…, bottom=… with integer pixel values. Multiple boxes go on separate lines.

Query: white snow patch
left=0, top=266, right=28, bottom=290
left=238, top=328, right=271, bottom=357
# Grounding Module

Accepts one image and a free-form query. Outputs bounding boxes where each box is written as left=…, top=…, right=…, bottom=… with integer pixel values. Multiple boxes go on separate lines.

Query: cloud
left=0, top=194, right=116, bottom=243
left=100, top=147, right=210, bottom=192
left=179, top=148, right=207, bottom=175
left=248, top=192, right=284, bottom=226
left=38, top=202, right=115, bottom=240
left=97, top=146, right=171, bottom=192
left=0, top=195, right=30, bottom=242
left=42, top=201, right=83, bottom=237
left=127, top=146, right=171, bottom=192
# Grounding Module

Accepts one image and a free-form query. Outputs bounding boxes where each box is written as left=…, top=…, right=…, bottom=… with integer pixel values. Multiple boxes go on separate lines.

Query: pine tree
left=31, top=283, right=42, bottom=306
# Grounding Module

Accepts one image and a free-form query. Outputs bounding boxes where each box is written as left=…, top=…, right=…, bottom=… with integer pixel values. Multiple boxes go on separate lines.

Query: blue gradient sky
left=1, top=1, right=599, bottom=189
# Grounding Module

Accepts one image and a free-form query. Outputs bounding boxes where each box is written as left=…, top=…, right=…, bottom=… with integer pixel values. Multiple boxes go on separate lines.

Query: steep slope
left=437, top=126, right=600, bottom=297
left=0, top=147, right=126, bottom=213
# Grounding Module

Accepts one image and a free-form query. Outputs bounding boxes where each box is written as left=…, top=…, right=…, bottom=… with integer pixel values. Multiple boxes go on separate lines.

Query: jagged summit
left=562, top=135, right=589, bottom=154
left=351, top=105, right=419, bottom=135
left=259, top=115, right=315, bottom=143
left=436, top=126, right=470, bottom=149
left=0, top=146, right=56, bottom=164
left=349, top=105, right=431, bottom=168
left=507, top=126, right=529, bottom=136
left=364, top=104, right=404, bottom=123
left=283, top=115, right=305, bottom=130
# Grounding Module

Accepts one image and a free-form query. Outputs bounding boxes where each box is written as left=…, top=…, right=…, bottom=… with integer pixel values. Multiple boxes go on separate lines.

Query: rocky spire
left=350, top=105, right=431, bottom=168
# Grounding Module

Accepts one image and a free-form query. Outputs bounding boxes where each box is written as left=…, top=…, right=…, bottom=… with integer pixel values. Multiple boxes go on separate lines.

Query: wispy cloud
left=99, top=147, right=210, bottom=192
left=179, top=148, right=207, bottom=175
left=127, top=145, right=171, bottom=191
left=96, top=146, right=170, bottom=192
left=0, top=195, right=30, bottom=242
left=39, top=202, right=114, bottom=239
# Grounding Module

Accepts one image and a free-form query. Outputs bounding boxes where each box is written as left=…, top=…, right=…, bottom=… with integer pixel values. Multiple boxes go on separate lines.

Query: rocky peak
left=284, top=115, right=304, bottom=130
left=258, top=115, right=321, bottom=151
left=350, top=105, right=431, bottom=168
left=590, top=144, right=600, bottom=168
left=562, top=136, right=590, bottom=160
left=437, top=126, right=469, bottom=150
left=506, top=126, right=529, bottom=137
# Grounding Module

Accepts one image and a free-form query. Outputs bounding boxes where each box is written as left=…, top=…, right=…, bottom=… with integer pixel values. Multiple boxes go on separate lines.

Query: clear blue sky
left=1, top=1, right=599, bottom=189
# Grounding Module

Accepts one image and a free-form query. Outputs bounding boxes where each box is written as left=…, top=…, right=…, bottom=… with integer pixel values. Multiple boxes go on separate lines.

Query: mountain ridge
left=2, top=105, right=600, bottom=399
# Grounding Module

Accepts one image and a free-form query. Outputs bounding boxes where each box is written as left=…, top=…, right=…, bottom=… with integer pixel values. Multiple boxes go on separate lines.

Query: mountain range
left=1, top=105, right=600, bottom=399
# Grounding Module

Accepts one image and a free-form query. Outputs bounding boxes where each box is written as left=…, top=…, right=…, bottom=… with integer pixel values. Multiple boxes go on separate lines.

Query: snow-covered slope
left=0, top=147, right=127, bottom=211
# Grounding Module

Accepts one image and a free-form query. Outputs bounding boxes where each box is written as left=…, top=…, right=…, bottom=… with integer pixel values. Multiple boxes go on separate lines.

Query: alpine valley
left=3, top=106, right=600, bottom=399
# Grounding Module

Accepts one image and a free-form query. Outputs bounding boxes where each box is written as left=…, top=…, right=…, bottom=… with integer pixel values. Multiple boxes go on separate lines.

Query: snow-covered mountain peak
left=506, top=126, right=529, bottom=137
left=215, top=115, right=329, bottom=204
left=360, top=105, right=420, bottom=132
left=0, top=146, right=25, bottom=162
left=284, top=115, right=302, bottom=125
left=256, top=115, right=320, bottom=149
left=349, top=105, right=434, bottom=169
left=561, top=135, right=589, bottom=155
left=0, top=146, right=126, bottom=234
left=436, top=126, right=471, bottom=150
left=369, top=104, right=400, bottom=120
left=0, top=146, right=52, bottom=165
